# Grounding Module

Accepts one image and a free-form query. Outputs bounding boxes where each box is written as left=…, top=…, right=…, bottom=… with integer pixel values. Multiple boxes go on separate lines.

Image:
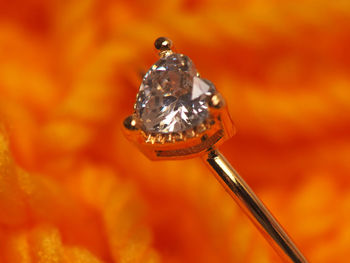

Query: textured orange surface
left=0, top=0, right=350, bottom=262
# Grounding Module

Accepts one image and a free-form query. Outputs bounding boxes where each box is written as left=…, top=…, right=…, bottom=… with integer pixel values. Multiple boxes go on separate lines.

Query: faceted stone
left=135, top=53, right=216, bottom=134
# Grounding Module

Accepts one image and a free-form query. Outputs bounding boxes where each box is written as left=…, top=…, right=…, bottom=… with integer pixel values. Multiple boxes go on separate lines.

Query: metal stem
left=202, top=149, right=308, bottom=263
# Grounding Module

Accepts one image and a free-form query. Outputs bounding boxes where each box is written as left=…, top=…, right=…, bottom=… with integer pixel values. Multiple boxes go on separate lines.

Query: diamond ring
left=123, top=37, right=308, bottom=263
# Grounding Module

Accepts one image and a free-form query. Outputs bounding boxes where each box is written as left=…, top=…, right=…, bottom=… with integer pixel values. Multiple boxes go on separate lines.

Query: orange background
left=0, top=0, right=350, bottom=262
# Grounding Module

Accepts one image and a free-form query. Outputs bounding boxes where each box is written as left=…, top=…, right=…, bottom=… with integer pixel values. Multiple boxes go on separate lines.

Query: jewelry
left=123, top=37, right=308, bottom=263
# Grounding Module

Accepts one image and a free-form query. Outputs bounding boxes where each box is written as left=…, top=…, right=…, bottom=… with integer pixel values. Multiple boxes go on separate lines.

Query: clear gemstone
left=135, top=53, right=215, bottom=134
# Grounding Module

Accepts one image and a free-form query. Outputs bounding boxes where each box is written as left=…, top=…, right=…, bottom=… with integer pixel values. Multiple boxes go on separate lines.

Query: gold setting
left=122, top=37, right=235, bottom=160
left=121, top=37, right=308, bottom=263
left=123, top=105, right=234, bottom=160
left=137, top=117, right=216, bottom=145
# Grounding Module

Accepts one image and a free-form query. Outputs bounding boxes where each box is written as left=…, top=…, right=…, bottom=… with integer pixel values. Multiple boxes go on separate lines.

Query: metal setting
left=122, top=37, right=308, bottom=262
left=154, top=36, right=174, bottom=58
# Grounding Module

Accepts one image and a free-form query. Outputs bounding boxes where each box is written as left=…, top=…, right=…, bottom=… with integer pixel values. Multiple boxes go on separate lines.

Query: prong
left=155, top=134, right=166, bottom=144
left=209, top=93, right=225, bottom=109
left=154, top=37, right=173, bottom=51
left=154, top=37, right=173, bottom=58
left=186, top=129, right=196, bottom=138
left=165, top=134, right=174, bottom=143
left=146, top=134, right=156, bottom=144
left=196, top=123, right=207, bottom=134
left=123, top=115, right=139, bottom=131
left=175, top=132, right=185, bottom=142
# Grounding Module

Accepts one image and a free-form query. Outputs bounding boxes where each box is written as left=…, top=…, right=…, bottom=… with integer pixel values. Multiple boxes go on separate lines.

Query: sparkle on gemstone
left=135, top=53, right=216, bottom=134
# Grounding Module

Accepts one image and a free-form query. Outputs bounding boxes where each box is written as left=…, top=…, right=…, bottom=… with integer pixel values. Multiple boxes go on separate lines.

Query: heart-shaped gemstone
left=135, top=53, right=215, bottom=134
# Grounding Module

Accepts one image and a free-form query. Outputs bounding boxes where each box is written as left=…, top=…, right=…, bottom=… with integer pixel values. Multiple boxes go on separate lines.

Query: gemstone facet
left=135, top=54, right=215, bottom=134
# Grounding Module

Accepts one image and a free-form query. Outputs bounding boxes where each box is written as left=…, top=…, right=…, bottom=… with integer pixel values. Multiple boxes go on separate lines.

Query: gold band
left=203, top=150, right=308, bottom=263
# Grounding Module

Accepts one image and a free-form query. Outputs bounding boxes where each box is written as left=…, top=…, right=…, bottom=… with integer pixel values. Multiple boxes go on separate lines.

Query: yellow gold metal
left=165, top=134, right=174, bottom=143
left=154, top=37, right=174, bottom=58
left=209, top=93, right=224, bottom=109
left=154, top=37, right=173, bottom=51
left=123, top=115, right=139, bottom=131
left=185, top=129, right=196, bottom=139
left=203, top=150, right=308, bottom=263
left=123, top=102, right=234, bottom=160
left=196, top=123, right=207, bottom=134
left=122, top=37, right=308, bottom=263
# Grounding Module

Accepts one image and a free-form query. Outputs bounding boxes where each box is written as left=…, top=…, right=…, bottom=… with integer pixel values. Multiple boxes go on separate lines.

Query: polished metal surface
left=203, top=149, right=308, bottom=263
left=124, top=37, right=309, bottom=262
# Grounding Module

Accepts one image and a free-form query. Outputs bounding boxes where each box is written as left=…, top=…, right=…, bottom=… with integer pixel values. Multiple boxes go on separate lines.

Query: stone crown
left=135, top=53, right=215, bottom=134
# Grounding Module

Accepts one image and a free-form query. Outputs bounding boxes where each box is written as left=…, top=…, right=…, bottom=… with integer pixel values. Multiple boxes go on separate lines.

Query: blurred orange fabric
left=0, top=0, right=350, bottom=262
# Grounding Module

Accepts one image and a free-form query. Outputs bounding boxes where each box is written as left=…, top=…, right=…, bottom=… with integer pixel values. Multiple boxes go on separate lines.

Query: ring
left=122, top=37, right=308, bottom=263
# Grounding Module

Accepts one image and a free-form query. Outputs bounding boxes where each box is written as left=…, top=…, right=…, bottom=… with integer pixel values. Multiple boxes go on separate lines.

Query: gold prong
left=146, top=134, right=156, bottom=144
left=155, top=134, right=166, bottom=144
left=181, top=132, right=187, bottom=141
left=154, top=37, right=173, bottom=58
left=159, top=50, right=173, bottom=58
left=209, top=93, right=224, bottom=109
left=186, top=129, right=196, bottom=138
left=175, top=132, right=185, bottom=142
left=154, top=37, right=173, bottom=51
left=196, top=123, right=207, bottom=134
left=145, top=134, right=152, bottom=143
left=123, top=115, right=139, bottom=131
left=165, top=134, right=174, bottom=143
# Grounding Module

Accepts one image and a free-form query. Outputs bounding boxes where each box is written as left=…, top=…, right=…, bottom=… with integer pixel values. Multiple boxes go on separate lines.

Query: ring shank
left=202, top=150, right=308, bottom=263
